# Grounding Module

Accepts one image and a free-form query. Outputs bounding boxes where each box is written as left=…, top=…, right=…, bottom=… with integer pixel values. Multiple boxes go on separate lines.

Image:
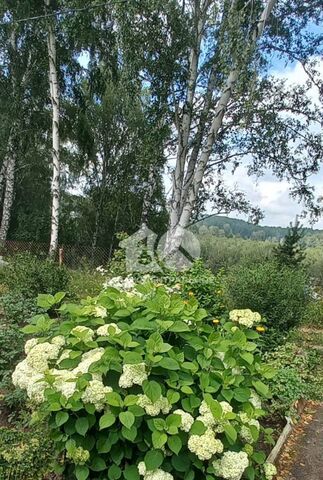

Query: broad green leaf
left=168, top=322, right=190, bottom=333
left=143, top=380, right=162, bottom=403
left=171, top=454, right=190, bottom=472
left=144, top=450, right=164, bottom=470
left=99, top=413, right=116, bottom=430
left=75, top=466, right=89, bottom=480
left=91, top=456, right=106, bottom=472
left=55, top=411, right=69, bottom=427
left=167, top=390, right=180, bottom=404
left=75, top=417, right=89, bottom=436
left=166, top=414, right=182, bottom=428
left=121, top=352, right=143, bottom=364
left=159, top=357, right=180, bottom=370
left=106, top=392, right=123, bottom=407
left=224, top=424, right=237, bottom=444
left=108, top=465, right=122, bottom=480
left=252, top=380, right=270, bottom=398
left=233, top=388, right=251, bottom=403
left=167, top=435, right=182, bottom=454
left=240, top=352, right=254, bottom=365
left=124, top=465, right=140, bottom=480
left=189, top=421, right=207, bottom=435
left=119, top=411, right=135, bottom=429
left=152, top=431, right=167, bottom=449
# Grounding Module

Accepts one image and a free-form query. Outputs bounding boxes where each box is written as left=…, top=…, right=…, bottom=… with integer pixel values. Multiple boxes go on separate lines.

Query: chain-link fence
left=0, top=240, right=111, bottom=269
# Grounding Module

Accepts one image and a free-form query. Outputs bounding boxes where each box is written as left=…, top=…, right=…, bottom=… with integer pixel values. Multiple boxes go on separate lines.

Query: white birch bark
left=0, top=29, right=18, bottom=244
left=0, top=140, right=16, bottom=244
left=165, top=0, right=277, bottom=255
left=46, top=0, right=60, bottom=257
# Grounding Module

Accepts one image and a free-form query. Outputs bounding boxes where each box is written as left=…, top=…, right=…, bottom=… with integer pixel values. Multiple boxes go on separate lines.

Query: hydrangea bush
left=13, top=281, right=277, bottom=480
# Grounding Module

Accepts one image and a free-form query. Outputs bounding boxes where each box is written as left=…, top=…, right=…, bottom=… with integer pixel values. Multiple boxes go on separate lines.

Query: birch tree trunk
left=46, top=0, right=60, bottom=258
left=0, top=29, right=18, bottom=245
left=165, top=0, right=277, bottom=256
left=0, top=139, right=16, bottom=244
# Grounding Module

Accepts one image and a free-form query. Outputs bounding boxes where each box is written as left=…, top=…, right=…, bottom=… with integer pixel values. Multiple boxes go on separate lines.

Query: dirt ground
left=276, top=403, right=323, bottom=480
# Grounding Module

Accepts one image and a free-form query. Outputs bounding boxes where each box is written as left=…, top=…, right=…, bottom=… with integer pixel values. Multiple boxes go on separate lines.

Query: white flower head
left=97, top=323, right=121, bottom=337
left=94, top=306, right=107, bottom=318
left=173, top=409, right=194, bottom=432
left=229, top=309, right=261, bottom=328
left=119, top=363, right=147, bottom=388
left=73, top=348, right=105, bottom=374
left=213, top=451, right=249, bottom=480
left=263, top=462, right=277, bottom=480
left=51, top=335, right=66, bottom=347
left=81, top=379, right=113, bottom=411
left=26, top=342, right=60, bottom=372
left=71, top=326, right=95, bottom=342
left=188, top=429, right=223, bottom=460
left=138, top=462, right=147, bottom=476
left=137, top=395, right=171, bottom=416
left=24, top=338, right=38, bottom=354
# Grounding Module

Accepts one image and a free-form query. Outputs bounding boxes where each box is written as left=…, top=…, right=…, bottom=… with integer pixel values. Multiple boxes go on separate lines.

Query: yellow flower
left=212, top=319, right=220, bottom=325
left=188, top=291, right=194, bottom=296
left=256, top=326, right=265, bottom=333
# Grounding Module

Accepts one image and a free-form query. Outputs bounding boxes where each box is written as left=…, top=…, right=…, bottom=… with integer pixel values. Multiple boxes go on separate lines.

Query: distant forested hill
left=193, top=216, right=323, bottom=245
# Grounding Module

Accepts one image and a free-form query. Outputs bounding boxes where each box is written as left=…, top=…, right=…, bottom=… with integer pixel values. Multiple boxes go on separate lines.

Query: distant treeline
left=193, top=216, right=323, bottom=245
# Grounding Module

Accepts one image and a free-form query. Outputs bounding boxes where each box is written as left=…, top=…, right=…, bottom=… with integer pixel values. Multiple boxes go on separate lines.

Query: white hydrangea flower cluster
left=73, top=348, right=105, bottom=374
left=213, top=451, right=249, bottom=480
left=119, top=363, right=148, bottom=388
left=249, top=391, right=262, bottom=410
left=97, top=323, right=121, bottom=336
left=263, top=462, right=277, bottom=480
left=198, top=400, right=232, bottom=432
left=51, top=335, right=66, bottom=347
left=12, top=338, right=105, bottom=403
left=81, top=379, right=113, bottom=411
left=138, top=462, right=174, bottom=480
left=188, top=429, right=224, bottom=460
left=137, top=395, right=171, bottom=416
left=229, top=309, right=261, bottom=328
left=173, top=409, right=194, bottom=432
left=25, top=338, right=38, bottom=354
left=26, top=342, right=61, bottom=372
left=94, top=306, right=108, bottom=318
left=70, top=325, right=95, bottom=342
left=104, top=276, right=136, bottom=291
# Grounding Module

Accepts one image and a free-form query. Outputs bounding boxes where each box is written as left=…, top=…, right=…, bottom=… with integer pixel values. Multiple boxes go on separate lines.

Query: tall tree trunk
left=0, top=137, right=16, bottom=244
left=46, top=0, right=60, bottom=258
left=165, top=0, right=277, bottom=256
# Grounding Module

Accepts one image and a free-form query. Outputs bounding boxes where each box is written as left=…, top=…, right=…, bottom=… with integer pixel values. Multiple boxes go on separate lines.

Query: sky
left=222, top=59, right=323, bottom=229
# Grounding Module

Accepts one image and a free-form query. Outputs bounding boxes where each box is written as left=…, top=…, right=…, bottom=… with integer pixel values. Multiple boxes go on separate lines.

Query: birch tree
left=162, top=0, right=322, bottom=254
left=0, top=17, right=34, bottom=244
left=45, top=0, right=60, bottom=257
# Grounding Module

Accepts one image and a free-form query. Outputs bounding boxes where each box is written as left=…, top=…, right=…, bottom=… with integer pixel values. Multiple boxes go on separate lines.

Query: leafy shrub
left=69, top=269, right=105, bottom=300
left=264, top=343, right=320, bottom=417
left=0, top=425, right=56, bottom=479
left=0, top=292, right=45, bottom=324
left=13, top=285, right=276, bottom=480
left=302, top=299, right=323, bottom=327
left=163, top=260, right=226, bottom=317
left=199, top=234, right=274, bottom=272
left=3, top=253, right=69, bottom=298
left=223, top=261, right=310, bottom=333
left=0, top=324, right=24, bottom=381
